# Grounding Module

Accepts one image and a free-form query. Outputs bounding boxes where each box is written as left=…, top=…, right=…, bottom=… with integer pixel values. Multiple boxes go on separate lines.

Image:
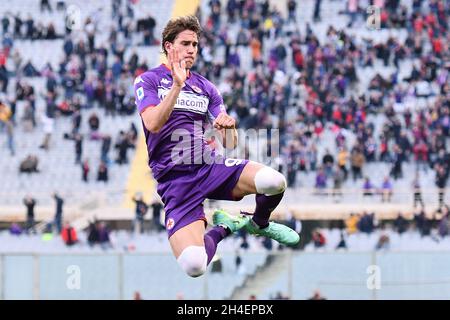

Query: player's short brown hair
left=162, top=15, right=202, bottom=56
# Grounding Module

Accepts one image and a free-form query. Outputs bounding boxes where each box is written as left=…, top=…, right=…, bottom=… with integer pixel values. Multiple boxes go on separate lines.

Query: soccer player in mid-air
left=134, top=16, right=299, bottom=277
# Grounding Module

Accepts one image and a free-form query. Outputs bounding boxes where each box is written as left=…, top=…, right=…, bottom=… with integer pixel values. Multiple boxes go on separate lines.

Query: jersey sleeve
left=134, top=73, right=160, bottom=114
left=207, top=84, right=227, bottom=124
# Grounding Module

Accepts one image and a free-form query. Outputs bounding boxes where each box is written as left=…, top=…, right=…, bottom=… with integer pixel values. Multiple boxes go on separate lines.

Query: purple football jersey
left=134, top=64, right=227, bottom=180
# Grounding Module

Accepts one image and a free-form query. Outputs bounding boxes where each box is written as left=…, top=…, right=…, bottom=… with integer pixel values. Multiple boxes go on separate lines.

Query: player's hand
left=168, top=47, right=187, bottom=87
left=213, top=112, right=236, bottom=130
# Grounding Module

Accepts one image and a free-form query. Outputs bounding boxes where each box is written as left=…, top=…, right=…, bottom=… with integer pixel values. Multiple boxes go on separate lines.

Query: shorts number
left=225, top=159, right=243, bottom=167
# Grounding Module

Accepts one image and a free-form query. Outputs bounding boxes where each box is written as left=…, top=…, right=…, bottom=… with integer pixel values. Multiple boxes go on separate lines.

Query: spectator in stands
left=362, top=177, right=375, bottom=197
left=375, top=231, right=390, bottom=251
left=286, top=0, right=297, bottom=23
left=61, top=222, right=78, bottom=246
left=115, top=130, right=133, bottom=164
left=9, top=222, right=22, bottom=236
left=87, top=221, right=99, bottom=247
left=1, top=14, right=10, bottom=34
left=312, top=229, right=326, bottom=248
left=332, top=165, right=344, bottom=201
left=393, top=212, right=409, bottom=234
left=101, top=135, right=112, bottom=164
left=39, top=91, right=56, bottom=150
left=314, top=167, right=327, bottom=195
left=73, top=133, right=83, bottom=164
left=88, top=112, right=101, bottom=140
left=81, top=159, right=90, bottom=182
left=308, top=289, right=326, bottom=300
left=0, top=58, right=9, bottom=93
left=390, top=144, right=404, bottom=180
left=380, top=176, right=393, bottom=202
left=128, top=122, right=138, bottom=145
left=438, top=209, right=449, bottom=238
left=57, top=99, right=74, bottom=116
left=137, top=15, right=157, bottom=46
left=53, top=192, right=64, bottom=234
left=7, top=97, right=16, bottom=125
left=151, top=199, right=164, bottom=232
left=345, top=213, right=359, bottom=234
left=262, top=236, right=273, bottom=251
left=25, top=14, right=34, bottom=39
left=33, top=22, right=45, bottom=39
left=40, top=0, right=52, bottom=13
left=19, top=154, right=39, bottom=173
left=63, top=36, right=73, bottom=56
left=97, top=221, right=112, bottom=249
left=272, top=291, right=290, bottom=300
left=414, top=210, right=432, bottom=237
left=337, top=147, right=349, bottom=181
left=346, top=0, right=359, bottom=27
left=23, top=195, right=36, bottom=234
left=413, top=138, right=429, bottom=173
left=313, top=0, right=322, bottom=22
left=70, top=106, right=82, bottom=135
left=435, top=164, right=448, bottom=211
left=21, top=101, right=34, bottom=131
left=45, top=22, right=57, bottom=39
left=285, top=145, right=299, bottom=188
left=322, top=148, right=334, bottom=178
left=248, top=294, right=257, bottom=300
left=0, top=99, right=12, bottom=123
left=133, top=291, right=143, bottom=300
left=13, top=13, right=22, bottom=39
left=335, top=230, right=347, bottom=250
left=5, top=119, right=15, bottom=156
left=132, top=193, right=148, bottom=234
left=351, top=147, right=365, bottom=181
left=412, top=172, right=425, bottom=210
left=358, top=212, right=375, bottom=234
left=433, top=148, right=449, bottom=172
left=235, top=249, right=242, bottom=272
left=239, top=231, right=249, bottom=250
left=97, top=161, right=108, bottom=183
left=104, top=83, right=116, bottom=117
left=22, top=60, right=40, bottom=77
left=0, top=100, right=14, bottom=156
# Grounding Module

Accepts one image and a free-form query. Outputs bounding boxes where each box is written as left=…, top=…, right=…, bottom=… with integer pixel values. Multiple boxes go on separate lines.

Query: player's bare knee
left=254, top=167, right=287, bottom=196
left=176, top=246, right=208, bottom=277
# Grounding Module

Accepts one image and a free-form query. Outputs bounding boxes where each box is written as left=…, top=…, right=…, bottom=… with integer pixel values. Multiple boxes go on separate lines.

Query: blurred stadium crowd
left=0, top=0, right=449, bottom=253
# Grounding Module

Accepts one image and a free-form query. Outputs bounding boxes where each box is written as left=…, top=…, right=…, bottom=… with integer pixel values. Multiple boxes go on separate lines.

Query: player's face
left=166, top=30, right=198, bottom=69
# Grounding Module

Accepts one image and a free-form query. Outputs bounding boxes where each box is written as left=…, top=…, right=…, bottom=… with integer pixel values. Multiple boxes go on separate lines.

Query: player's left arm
left=207, top=86, right=238, bottom=150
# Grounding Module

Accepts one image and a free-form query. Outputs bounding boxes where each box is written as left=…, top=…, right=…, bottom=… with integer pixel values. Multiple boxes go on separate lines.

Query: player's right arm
left=138, top=48, right=187, bottom=134
left=140, top=84, right=181, bottom=133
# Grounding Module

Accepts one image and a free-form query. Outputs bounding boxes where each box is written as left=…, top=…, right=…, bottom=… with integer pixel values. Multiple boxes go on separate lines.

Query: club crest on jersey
left=161, top=78, right=171, bottom=85
left=136, top=87, right=144, bottom=100
left=191, top=85, right=202, bottom=94
left=166, top=218, right=175, bottom=230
